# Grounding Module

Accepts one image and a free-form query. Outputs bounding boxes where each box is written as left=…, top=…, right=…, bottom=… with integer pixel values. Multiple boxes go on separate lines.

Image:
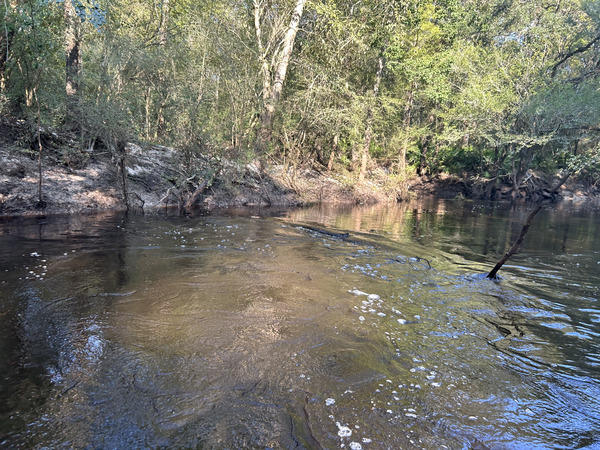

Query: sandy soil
left=0, top=134, right=397, bottom=217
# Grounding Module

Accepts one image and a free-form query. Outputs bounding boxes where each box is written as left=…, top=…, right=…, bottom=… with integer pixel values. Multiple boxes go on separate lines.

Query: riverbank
left=0, top=140, right=401, bottom=217
left=1, top=123, right=598, bottom=217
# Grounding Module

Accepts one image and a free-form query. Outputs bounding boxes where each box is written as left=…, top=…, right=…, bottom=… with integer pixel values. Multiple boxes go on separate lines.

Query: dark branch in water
left=299, top=224, right=350, bottom=239
left=60, top=381, right=80, bottom=397
left=414, top=256, right=432, bottom=269
left=487, top=171, right=571, bottom=279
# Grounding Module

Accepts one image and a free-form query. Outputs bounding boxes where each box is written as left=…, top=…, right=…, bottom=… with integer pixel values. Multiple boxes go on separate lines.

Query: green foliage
left=4, top=0, right=63, bottom=116
left=1, top=0, right=599, bottom=186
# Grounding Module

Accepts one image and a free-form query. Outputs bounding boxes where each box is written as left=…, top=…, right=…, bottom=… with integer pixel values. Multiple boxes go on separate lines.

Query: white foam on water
left=350, top=289, right=369, bottom=296
left=336, top=422, right=352, bottom=437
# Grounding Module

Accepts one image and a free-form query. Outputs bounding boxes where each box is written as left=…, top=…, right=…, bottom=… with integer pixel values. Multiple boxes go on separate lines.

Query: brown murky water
left=1, top=199, right=599, bottom=448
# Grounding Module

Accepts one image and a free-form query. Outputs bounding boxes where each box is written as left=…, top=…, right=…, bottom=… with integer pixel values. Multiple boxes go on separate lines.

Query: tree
left=435, top=0, right=600, bottom=199
left=0, top=0, right=13, bottom=98
left=359, top=54, right=383, bottom=183
left=3, top=0, right=600, bottom=204
left=254, top=0, right=306, bottom=158
left=385, top=0, right=460, bottom=175
left=64, top=0, right=81, bottom=130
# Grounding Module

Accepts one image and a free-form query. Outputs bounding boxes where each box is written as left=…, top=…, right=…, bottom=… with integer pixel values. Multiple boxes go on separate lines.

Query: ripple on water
left=2, top=212, right=600, bottom=448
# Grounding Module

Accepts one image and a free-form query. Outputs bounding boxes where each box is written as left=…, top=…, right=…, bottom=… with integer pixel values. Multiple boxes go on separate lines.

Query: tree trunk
left=486, top=143, right=506, bottom=200
left=183, top=179, right=208, bottom=211
left=253, top=0, right=271, bottom=148
left=116, top=140, right=129, bottom=212
left=0, top=0, right=12, bottom=95
left=156, top=0, right=169, bottom=139
left=34, top=87, right=45, bottom=208
left=64, top=0, right=81, bottom=130
left=359, top=116, right=372, bottom=184
left=158, top=0, right=169, bottom=46
left=399, top=87, right=414, bottom=173
left=511, top=146, right=536, bottom=201
left=145, top=87, right=151, bottom=140
left=156, top=91, right=166, bottom=138
left=359, top=55, right=384, bottom=184
left=327, top=134, right=339, bottom=171
left=255, top=0, right=306, bottom=155
left=417, top=135, right=429, bottom=177
left=271, top=0, right=305, bottom=103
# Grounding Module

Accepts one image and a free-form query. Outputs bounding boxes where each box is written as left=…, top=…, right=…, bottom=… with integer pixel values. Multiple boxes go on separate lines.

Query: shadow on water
left=0, top=200, right=599, bottom=448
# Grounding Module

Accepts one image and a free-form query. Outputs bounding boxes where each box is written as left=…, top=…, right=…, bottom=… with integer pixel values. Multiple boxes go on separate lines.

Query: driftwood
left=159, top=186, right=177, bottom=208
left=487, top=171, right=571, bottom=279
left=300, top=223, right=435, bottom=271
left=158, top=165, right=221, bottom=213
left=300, top=224, right=350, bottom=239
left=183, top=179, right=209, bottom=210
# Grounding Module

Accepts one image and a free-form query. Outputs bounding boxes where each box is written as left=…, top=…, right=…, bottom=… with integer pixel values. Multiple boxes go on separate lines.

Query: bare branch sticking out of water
left=487, top=171, right=571, bottom=280
left=413, top=256, right=432, bottom=269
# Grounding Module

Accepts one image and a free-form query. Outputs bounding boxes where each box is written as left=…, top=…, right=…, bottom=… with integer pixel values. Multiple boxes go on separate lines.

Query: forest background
left=2, top=0, right=600, bottom=212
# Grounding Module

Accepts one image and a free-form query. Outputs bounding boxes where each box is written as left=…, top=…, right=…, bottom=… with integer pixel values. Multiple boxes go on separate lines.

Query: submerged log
left=300, top=224, right=350, bottom=239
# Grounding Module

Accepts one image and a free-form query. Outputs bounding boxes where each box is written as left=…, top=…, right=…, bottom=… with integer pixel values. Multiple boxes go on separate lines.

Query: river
left=0, top=199, right=599, bottom=448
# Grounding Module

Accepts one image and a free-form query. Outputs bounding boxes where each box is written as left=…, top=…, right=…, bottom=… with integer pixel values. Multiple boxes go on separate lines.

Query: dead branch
left=183, top=179, right=208, bottom=210
left=551, top=33, right=600, bottom=77
left=487, top=171, right=571, bottom=279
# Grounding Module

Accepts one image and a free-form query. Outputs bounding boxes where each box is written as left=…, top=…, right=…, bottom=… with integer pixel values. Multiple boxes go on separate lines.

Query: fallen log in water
left=298, top=224, right=350, bottom=239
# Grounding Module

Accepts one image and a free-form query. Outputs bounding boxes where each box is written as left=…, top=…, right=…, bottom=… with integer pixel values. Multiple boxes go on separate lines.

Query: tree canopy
left=2, top=0, right=600, bottom=193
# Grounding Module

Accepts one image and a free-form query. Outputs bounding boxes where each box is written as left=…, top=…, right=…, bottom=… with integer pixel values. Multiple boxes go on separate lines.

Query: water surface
left=1, top=199, right=599, bottom=448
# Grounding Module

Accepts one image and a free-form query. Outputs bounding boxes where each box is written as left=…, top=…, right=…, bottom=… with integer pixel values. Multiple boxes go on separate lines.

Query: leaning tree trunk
left=487, top=171, right=571, bottom=279
left=158, top=0, right=169, bottom=46
left=270, top=0, right=305, bottom=103
left=255, top=0, right=306, bottom=156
